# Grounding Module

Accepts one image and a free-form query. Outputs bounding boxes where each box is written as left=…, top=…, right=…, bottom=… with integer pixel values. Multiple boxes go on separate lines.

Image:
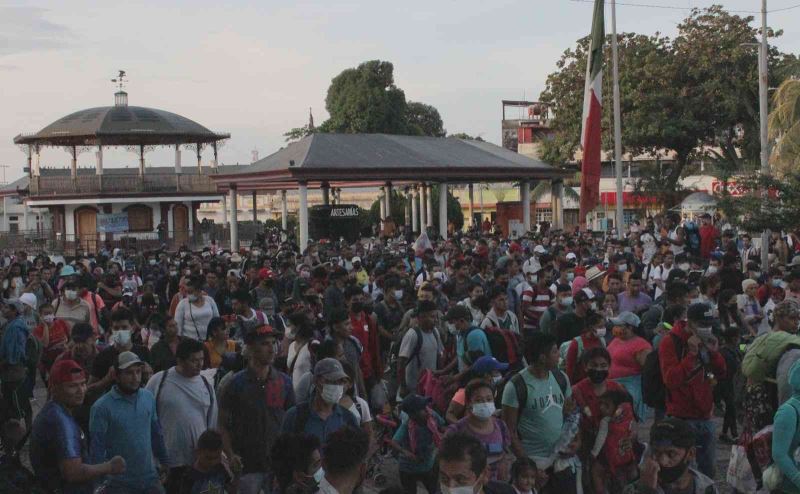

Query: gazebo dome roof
left=14, top=92, right=229, bottom=147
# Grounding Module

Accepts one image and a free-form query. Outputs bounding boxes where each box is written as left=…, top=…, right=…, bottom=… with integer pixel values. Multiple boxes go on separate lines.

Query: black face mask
left=658, top=453, right=689, bottom=485
left=351, top=302, right=364, bottom=314
left=587, top=368, right=609, bottom=384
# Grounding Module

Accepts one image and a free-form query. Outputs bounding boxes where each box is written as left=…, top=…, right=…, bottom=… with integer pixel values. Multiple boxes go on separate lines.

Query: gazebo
left=211, top=133, right=572, bottom=249
left=12, top=79, right=231, bottom=252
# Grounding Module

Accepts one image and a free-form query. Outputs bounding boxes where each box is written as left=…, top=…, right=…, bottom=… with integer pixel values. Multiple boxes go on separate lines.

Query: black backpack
left=641, top=333, right=683, bottom=409
left=462, top=327, right=522, bottom=371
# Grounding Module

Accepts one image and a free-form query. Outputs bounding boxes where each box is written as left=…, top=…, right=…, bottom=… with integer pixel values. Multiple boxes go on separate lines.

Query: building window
left=536, top=208, right=552, bottom=224
left=8, top=215, right=18, bottom=233
left=125, top=204, right=153, bottom=232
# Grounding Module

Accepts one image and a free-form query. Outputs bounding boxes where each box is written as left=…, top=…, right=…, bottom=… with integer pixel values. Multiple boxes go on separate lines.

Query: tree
left=717, top=171, right=800, bottom=233
left=285, top=60, right=447, bottom=140
left=769, top=79, right=800, bottom=174
left=448, top=133, right=485, bottom=141
left=406, top=102, right=446, bottom=137
left=368, top=189, right=408, bottom=228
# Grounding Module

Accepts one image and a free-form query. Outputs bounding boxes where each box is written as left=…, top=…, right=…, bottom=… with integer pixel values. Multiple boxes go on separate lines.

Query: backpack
left=462, top=327, right=522, bottom=371
left=510, top=369, right=568, bottom=421
left=641, top=333, right=683, bottom=409
left=742, top=331, right=800, bottom=384
left=684, top=221, right=701, bottom=255
left=558, top=335, right=606, bottom=371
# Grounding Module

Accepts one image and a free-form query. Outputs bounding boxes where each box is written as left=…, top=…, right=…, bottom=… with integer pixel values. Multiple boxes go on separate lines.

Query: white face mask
left=64, top=290, right=78, bottom=301
left=394, top=289, right=404, bottom=300
left=42, top=314, right=55, bottom=324
left=188, top=294, right=199, bottom=303
left=590, top=302, right=598, bottom=311
left=595, top=326, right=607, bottom=338
left=695, top=326, right=713, bottom=339
left=441, top=483, right=476, bottom=494
left=471, top=402, right=496, bottom=419
left=321, top=383, right=344, bottom=404
left=560, top=296, right=573, bottom=307
left=313, top=467, right=325, bottom=484
left=706, top=266, right=718, bottom=275
left=113, top=329, right=132, bottom=346
left=679, top=263, right=690, bottom=271
left=618, top=264, right=628, bottom=273
left=492, top=375, right=503, bottom=385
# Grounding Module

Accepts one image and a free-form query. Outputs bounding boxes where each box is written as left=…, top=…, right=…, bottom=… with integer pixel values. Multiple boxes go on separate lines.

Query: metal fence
left=30, top=174, right=218, bottom=196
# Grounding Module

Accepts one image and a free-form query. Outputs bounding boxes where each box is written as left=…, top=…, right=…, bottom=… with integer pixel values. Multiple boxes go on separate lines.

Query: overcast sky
left=1, top=0, right=799, bottom=182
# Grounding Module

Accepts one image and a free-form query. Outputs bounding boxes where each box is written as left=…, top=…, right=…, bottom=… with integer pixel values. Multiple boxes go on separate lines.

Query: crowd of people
left=3, top=212, right=800, bottom=493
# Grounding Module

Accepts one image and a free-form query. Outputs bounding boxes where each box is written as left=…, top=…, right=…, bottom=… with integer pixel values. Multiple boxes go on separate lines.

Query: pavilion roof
left=211, top=133, right=570, bottom=192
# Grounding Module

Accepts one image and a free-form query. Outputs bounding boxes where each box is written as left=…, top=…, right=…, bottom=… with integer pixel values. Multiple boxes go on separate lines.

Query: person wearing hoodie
left=773, top=359, right=800, bottom=493
left=658, top=302, right=726, bottom=479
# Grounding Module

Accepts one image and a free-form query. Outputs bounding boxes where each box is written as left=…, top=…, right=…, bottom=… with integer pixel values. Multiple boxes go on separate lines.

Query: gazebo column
left=70, top=146, right=77, bottom=180
left=281, top=190, right=288, bottom=230
left=196, top=143, right=202, bottom=175
left=221, top=194, right=228, bottom=227
left=521, top=181, right=531, bottom=233
left=229, top=185, right=239, bottom=251
left=439, top=181, right=448, bottom=240
left=420, top=183, right=427, bottom=232
left=33, top=145, right=41, bottom=177
left=335, top=188, right=342, bottom=204
left=298, top=182, right=309, bottom=251
left=26, top=145, right=33, bottom=178
left=411, top=186, right=419, bottom=233
left=212, top=142, right=218, bottom=169
left=252, top=191, right=258, bottom=222
left=385, top=182, right=392, bottom=219
left=552, top=180, right=563, bottom=229
left=468, top=183, right=475, bottom=228
left=321, top=182, right=330, bottom=206
left=426, top=184, right=433, bottom=227
left=138, top=144, right=145, bottom=178
left=379, top=187, right=386, bottom=229
left=174, top=145, right=182, bottom=174
left=404, top=187, right=411, bottom=229
left=95, top=146, right=103, bottom=176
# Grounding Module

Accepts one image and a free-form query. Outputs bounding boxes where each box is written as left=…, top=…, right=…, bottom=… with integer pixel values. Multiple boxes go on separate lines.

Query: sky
left=1, top=0, right=800, bottom=183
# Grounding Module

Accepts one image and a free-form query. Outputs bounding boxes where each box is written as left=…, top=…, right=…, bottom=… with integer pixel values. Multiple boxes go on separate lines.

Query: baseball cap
left=687, top=303, right=715, bottom=326
left=314, top=358, right=348, bottom=381
left=401, top=394, right=432, bottom=415
left=19, top=292, right=37, bottom=310
left=533, top=245, right=547, bottom=255
left=352, top=256, right=362, bottom=264
left=471, top=356, right=509, bottom=375
left=610, top=311, right=641, bottom=328
left=650, top=417, right=695, bottom=449
left=573, top=288, right=595, bottom=303
left=117, top=351, right=143, bottom=370
left=445, top=305, right=472, bottom=322
left=258, top=268, right=273, bottom=280
left=242, top=324, right=276, bottom=344
left=49, top=359, right=86, bottom=386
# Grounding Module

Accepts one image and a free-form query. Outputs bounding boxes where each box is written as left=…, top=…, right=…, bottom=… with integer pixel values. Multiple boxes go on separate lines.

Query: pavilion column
left=419, top=184, right=428, bottom=233
left=281, top=190, right=288, bottom=230
left=411, top=186, right=419, bottom=233
left=385, top=182, right=393, bottom=220
left=33, top=145, right=41, bottom=177
left=138, top=144, right=145, bottom=178
left=95, top=146, right=103, bottom=176
left=229, top=186, right=239, bottom=251
left=322, top=182, right=330, bottom=206
left=439, top=181, right=448, bottom=240
left=336, top=188, right=342, bottom=204
left=552, top=180, right=564, bottom=229
left=70, top=146, right=77, bottom=180
left=426, top=184, right=433, bottom=227
left=298, top=182, right=309, bottom=251
left=404, top=187, right=411, bottom=229
left=26, top=145, right=33, bottom=178
left=379, top=187, right=386, bottom=229
left=196, top=144, right=202, bottom=175
left=221, top=194, right=228, bottom=227
left=521, top=181, right=531, bottom=233
left=468, top=183, right=474, bottom=228
left=252, top=190, right=258, bottom=223
left=212, top=142, right=218, bottom=169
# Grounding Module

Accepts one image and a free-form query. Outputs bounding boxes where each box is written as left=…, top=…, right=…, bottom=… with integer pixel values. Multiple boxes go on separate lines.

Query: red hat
left=509, top=242, right=522, bottom=253
left=258, top=268, right=273, bottom=280
left=49, top=359, right=86, bottom=386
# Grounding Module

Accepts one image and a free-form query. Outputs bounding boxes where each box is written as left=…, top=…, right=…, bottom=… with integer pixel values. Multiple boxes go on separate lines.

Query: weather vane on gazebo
left=111, top=70, right=127, bottom=91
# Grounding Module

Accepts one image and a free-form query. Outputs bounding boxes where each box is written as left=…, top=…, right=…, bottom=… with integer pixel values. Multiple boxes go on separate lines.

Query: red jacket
left=659, top=321, right=726, bottom=419
left=350, top=311, right=381, bottom=381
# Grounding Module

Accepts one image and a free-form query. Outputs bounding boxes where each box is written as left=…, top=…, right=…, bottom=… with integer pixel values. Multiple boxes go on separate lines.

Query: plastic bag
left=727, top=444, right=757, bottom=493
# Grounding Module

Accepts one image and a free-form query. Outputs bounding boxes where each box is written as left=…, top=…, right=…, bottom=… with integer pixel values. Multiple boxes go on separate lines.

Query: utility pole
left=0, top=165, right=10, bottom=185
left=611, top=0, right=624, bottom=238
left=760, top=0, right=770, bottom=268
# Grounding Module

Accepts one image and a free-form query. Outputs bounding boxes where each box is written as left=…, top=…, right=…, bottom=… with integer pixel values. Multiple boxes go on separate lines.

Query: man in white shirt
left=650, top=252, right=674, bottom=300
left=481, top=285, right=520, bottom=334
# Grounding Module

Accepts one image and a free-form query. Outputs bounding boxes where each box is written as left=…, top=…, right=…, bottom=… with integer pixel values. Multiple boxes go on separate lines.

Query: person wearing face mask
left=90, top=307, right=152, bottom=396
left=374, top=277, right=407, bottom=360
left=538, top=284, right=573, bottom=336
left=438, top=432, right=516, bottom=494
left=270, top=432, right=323, bottom=494
left=446, top=380, right=511, bottom=481
left=520, top=266, right=553, bottom=334
left=572, top=346, right=627, bottom=449
left=459, top=282, right=488, bottom=327
left=317, top=426, right=370, bottom=494
left=553, top=288, right=595, bottom=345
left=344, top=285, right=381, bottom=394
left=52, top=281, right=91, bottom=332
left=608, top=312, right=652, bottom=421
left=736, top=278, right=763, bottom=338
left=445, top=356, right=507, bottom=425
left=220, top=324, right=294, bottom=494
left=564, top=312, right=607, bottom=384
left=625, top=418, right=717, bottom=494
left=658, top=303, right=726, bottom=479
left=174, top=276, right=220, bottom=341
left=281, top=358, right=359, bottom=444
left=33, top=303, right=70, bottom=378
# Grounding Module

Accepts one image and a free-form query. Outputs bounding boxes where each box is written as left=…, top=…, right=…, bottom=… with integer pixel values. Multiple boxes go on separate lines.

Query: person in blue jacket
left=773, top=359, right=800, bottom=493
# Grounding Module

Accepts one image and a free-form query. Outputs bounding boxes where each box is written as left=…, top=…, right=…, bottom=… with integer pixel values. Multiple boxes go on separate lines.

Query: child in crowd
left=510, top=457, right=545, bottom=494
left=390, top=394, right=445, bottom=494
left=179, top=429, right=237, bottom=494
left=590, top=389, right=638, bottom=492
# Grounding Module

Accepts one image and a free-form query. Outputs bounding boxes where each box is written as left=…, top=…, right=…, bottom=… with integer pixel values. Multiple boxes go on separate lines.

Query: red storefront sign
left=599, top=192, right=657, bottom=206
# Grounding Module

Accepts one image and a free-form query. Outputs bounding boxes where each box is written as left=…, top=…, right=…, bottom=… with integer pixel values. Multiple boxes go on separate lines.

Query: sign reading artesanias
left=329, top=206, right=359, bottom=218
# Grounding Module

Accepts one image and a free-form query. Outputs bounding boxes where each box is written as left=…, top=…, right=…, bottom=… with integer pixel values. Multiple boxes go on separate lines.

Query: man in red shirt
left=698, top=213, right=719, bottom=260
left=659, top=302, right=726, bottom=479
left=345, top=285, right=381, bottom=391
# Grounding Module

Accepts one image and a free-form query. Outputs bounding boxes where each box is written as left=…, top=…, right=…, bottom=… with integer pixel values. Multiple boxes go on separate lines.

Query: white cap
left=19, top=292, right=37, bottom=310
left=533, top=245, right=547, bottom=255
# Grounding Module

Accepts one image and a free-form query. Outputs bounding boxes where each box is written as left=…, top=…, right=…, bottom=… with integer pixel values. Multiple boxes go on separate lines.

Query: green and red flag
left=580, top=0, right=605, bottom=225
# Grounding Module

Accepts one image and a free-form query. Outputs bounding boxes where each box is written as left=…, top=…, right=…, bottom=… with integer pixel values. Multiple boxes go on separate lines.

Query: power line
left=568, top=0, right=800, bottom=14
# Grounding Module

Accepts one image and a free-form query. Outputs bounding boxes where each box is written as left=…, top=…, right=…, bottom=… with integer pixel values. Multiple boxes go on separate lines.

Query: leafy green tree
left=717, top=171, right=800, bottom=232
left=448, top=133, right=485, bottom=141
left=368, top=189, right=408, bottom=228
left=406, top=102, right=446, bottom=137
left=769, top=79, right=800, bottom=174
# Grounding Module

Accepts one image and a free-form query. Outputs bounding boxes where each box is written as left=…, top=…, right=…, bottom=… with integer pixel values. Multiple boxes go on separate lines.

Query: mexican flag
left=579, top=0, right=605, bottom=226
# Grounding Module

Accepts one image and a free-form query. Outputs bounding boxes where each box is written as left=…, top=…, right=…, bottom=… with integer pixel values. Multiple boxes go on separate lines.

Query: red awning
left=599, top=192, right=657, bottom=206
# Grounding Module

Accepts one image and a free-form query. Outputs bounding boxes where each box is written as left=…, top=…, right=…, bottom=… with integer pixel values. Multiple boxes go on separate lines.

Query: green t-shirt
left=501, top=368, right=571, bottom=460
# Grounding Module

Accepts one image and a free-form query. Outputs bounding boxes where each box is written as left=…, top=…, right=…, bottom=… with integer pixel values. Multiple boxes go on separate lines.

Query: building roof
left=212, top=133, right=570, bottom=192
left=0, top=176, right=30, bottom=198
left=14, top=105, right=229, bottom=147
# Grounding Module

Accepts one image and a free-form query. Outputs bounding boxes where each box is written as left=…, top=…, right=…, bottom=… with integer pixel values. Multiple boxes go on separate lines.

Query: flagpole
left=611, top=0, right=624, bottom=238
